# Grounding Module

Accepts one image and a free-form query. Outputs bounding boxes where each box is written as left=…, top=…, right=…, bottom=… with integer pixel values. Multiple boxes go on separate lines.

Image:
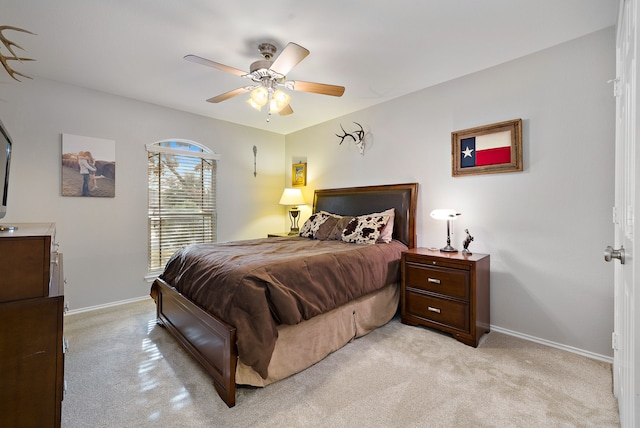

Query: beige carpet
left=61, top=299, right=619, bottom=427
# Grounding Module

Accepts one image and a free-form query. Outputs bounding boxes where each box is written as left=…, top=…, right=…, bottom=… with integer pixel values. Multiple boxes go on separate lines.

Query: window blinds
left=147, top=143, right=217, bottom=274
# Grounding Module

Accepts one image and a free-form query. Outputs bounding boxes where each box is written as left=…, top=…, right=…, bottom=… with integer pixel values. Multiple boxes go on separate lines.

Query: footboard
left=152, top=278, right=237, bottom=407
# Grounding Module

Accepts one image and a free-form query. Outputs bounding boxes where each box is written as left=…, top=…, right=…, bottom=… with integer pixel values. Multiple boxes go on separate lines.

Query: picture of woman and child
left=77, top=151, right=98, bottom=196
left=61, top=134, right=116, bottom=198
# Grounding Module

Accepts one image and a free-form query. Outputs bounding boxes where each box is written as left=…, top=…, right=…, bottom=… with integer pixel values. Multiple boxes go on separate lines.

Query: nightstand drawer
left=404, top=262, right=469, bottom=300
left=405, top=290, right=469, bottom=332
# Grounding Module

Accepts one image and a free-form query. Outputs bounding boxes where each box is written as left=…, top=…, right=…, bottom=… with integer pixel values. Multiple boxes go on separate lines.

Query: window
left=146, top=139, right=219, bottom=276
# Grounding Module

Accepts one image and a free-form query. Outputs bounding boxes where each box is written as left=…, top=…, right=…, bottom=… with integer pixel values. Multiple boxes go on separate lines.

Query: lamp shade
left=430, top=209, right=461, bottom=253
left=430, top=209, right=460, bottom=220
left=279, top=188, right=305, bottom=206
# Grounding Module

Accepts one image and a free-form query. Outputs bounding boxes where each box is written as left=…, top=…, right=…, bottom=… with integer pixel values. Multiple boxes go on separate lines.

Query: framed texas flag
left=452, top=118, right=523, bottom=177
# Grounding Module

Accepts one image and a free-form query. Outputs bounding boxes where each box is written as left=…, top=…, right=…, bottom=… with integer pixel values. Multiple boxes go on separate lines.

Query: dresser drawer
left=404, top=262, right=469, bottom=300
left=0, top=237, right=52, bottom=303
left=405, top=290, right=469, bottom=332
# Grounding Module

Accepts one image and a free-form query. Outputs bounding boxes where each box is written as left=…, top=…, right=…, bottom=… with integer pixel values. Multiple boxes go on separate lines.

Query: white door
left=612, top=1, right=638, bottom=426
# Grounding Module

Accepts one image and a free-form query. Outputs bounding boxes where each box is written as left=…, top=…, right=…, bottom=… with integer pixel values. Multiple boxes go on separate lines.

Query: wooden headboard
left=313, top=183, right=418, bottom=248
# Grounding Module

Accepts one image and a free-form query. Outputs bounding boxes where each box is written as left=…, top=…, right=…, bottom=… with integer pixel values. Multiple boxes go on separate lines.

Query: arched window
left=146, top=139, right=220, bottom=275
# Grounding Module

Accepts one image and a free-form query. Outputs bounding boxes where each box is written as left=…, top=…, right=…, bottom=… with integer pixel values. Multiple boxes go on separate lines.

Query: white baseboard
left=65, top=295, right=151, bottom=316
left=65, top=298, right=614, bottom=365
left=490, top=324, right=613, bottom=364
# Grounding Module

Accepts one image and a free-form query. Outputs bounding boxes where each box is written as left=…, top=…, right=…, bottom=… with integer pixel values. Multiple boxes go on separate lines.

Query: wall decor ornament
left=452, top=118, right=523, bottom=177
left=336, top=122, right=366, bottom=155
left=0, top=25, right=36, bottom=81
left=253, top=145, right=257, bottom=177
left=292, top=162, right=306, bottom=187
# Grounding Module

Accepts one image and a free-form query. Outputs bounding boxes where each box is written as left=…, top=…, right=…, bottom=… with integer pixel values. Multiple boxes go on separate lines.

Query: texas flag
left=460, top=130, right=512, bottom=168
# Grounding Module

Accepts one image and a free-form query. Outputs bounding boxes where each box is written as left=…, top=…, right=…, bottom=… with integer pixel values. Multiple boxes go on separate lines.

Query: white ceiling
left=3, top=1, right=618, bottom=135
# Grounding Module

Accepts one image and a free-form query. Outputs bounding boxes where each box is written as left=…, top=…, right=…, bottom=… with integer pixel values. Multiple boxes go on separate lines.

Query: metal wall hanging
left=253, top=145, right=257, bottom=177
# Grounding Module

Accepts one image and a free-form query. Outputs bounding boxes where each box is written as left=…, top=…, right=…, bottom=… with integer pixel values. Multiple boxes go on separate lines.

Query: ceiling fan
left=185, top=42, right=345, bottom=118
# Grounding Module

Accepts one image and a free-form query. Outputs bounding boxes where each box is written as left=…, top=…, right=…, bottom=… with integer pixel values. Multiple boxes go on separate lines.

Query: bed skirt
left=235, top=282, right=399, bottom=386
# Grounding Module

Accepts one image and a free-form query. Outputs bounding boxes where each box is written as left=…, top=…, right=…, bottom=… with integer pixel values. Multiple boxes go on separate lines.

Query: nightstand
left=267, top=232, right=293, bottom=237
left=401, top=248, right=490, bottom=347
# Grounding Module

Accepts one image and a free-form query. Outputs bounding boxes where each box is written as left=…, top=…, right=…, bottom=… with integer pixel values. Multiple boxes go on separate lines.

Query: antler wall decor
left=0, top=25, right=36, bottom=81
left=336, top=122, right=366, bottom=155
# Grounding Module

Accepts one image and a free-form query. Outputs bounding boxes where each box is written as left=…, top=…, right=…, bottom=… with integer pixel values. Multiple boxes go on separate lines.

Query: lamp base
left=440, top=244, right=458, bottom=253
left=287, top=208, right=301, bottom=236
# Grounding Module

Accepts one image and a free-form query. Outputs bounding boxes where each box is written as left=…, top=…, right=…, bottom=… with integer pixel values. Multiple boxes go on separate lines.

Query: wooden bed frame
left=152, top=183, right=418, bottom=407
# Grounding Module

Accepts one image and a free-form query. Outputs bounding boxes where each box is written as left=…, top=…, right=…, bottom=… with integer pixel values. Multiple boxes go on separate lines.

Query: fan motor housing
left=250, top=60, right=273, bottom=73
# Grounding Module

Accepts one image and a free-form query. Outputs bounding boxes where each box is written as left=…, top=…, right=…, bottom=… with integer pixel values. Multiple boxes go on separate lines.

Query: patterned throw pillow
left=299, top=212, right=331, bottom=238
left=342, top=214, right=390, bottom=244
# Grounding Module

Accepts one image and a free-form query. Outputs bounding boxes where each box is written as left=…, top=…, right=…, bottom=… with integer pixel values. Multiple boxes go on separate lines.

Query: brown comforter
left=155, top=236, right=407, bottom=378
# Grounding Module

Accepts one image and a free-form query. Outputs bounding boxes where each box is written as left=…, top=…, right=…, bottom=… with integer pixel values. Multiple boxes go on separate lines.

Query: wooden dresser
left=401, top=248, right=490, bottom=347
left=0, top=223, right=65, bottom=428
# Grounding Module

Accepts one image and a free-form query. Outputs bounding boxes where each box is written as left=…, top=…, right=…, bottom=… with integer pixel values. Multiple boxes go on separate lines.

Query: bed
left=150, top=182, right=418, bottom=407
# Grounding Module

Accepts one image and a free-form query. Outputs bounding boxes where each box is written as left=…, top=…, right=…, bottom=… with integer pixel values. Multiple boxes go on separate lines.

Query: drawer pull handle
left=427, top=278, right=441, bottom=284
left=428, top=306, right=441, bottom=314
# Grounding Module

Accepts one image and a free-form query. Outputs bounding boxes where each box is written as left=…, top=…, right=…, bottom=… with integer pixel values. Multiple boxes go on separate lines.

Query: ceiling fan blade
left=184, top=54, right=247, bottom=77
left=269, top=43, right=310, bottom=76
left=291, top=80, right=345, bottom=97
left=279, top=104, right=293, bottom=116
left=206, top=87, right=250, bottom=103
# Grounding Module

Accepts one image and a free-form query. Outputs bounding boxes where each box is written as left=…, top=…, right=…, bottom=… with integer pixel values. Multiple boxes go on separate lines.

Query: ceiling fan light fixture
left=269, top=89, right=291, bottom=114
left=250, top=86, right=269, bottom=107
left=246, top=98, right=263, bottom=111
left=185, top=41, right=344, bottom=119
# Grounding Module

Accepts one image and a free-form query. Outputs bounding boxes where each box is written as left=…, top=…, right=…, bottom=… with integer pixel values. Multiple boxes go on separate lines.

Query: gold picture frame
left=452, top=118, right=523, bottom=177
left=292, top=162, right=307, bottom=187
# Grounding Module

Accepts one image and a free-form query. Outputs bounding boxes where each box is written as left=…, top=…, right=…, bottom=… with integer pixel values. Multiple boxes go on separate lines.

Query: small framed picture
left=292, top=162, right=307, bottom=187
left=452, top=119, right=523, bottom=177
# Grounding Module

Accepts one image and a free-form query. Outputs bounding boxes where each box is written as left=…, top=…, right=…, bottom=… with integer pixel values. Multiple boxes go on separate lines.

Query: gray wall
left=285, top=27, right=616, bottom=359
left=0, top=79, right=286, bottom=310
left=0, top=27, right=615, bottom=360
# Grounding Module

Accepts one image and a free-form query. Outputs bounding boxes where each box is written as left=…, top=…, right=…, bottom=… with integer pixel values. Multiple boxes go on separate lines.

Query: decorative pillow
left=314, top=215, right=340, bottom=240
left=371, top=208, right=395, bottom=243
left=342, top=214, right=390, bottom=244
left=299, top=212, right=331, bottom=238
left=328, top=216, right=355, bottom=240
left=314, top=215, right=353, bottom=240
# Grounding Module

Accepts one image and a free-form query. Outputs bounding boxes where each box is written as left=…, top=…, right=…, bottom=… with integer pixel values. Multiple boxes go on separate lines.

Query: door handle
left=604, top=245, right=625, bottom=264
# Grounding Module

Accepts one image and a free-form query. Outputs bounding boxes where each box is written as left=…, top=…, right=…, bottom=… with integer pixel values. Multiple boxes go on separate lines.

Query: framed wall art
left=61, top=133, right=116, bottom=197
left=452, top=118, right=523, bottom=177
left=292, top=162, right=307, bottom=187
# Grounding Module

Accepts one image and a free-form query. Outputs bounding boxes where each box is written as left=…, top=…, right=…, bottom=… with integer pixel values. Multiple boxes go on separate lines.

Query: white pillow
left=371, top=208, right=395, bottom=243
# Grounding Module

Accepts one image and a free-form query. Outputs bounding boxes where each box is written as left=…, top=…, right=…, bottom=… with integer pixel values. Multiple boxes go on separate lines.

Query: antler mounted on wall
left=0, top=25, right=36, bottom=81
left=336, top=122, right=366, bottom=155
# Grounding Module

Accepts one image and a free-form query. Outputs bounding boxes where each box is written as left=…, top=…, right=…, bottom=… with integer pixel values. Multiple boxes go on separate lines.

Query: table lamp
left=430, top=209, right=461, bottom=252
left=279, top=188, right=305, bottom=235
